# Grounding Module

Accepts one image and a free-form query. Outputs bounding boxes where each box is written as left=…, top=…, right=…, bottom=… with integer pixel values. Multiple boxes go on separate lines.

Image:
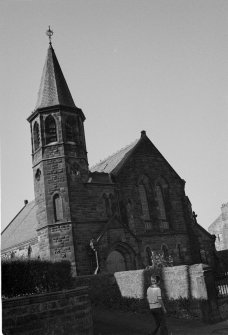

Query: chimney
left=24, top=200, right=28, bottom=206
left=221, top=203, right=228, bottom=222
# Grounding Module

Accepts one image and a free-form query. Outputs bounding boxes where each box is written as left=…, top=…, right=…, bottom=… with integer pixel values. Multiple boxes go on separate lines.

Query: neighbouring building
left=1, top=35, right=217, bottom=275
left=208, top=203, right=228, bottom=251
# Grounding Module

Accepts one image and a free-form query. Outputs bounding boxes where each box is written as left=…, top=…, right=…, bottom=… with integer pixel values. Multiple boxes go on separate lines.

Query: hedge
left=2, top=259, right=73, bottom=298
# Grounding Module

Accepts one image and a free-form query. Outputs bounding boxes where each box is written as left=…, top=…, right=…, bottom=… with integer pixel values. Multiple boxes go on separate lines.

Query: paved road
left=93, top=307, right=228, bottom=335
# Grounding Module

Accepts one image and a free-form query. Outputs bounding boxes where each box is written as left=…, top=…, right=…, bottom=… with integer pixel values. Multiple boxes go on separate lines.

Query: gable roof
left=1, top=200, right=38, bottom=251
left=90, top=132, right=183, bottom=181
left=90, top=138, right=140, bottom=175
left=35, top=44, right=76, bottom=110
left=208, top=214, right=223, bottom=232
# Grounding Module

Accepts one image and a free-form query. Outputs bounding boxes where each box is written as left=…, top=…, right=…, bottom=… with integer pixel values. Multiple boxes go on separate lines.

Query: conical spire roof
left=35, top=44, right=76, bottom=110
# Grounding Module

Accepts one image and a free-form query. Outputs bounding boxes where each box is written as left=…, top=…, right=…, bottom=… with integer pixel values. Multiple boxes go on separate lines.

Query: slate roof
left=35, top=44, right=76, bottom=110
left=90, top=138, right=140, bottom=175
left=1, top=200, right=38, bottom=251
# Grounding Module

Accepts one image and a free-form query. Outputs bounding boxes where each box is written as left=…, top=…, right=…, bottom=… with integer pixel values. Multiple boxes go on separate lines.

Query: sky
left=1, top=0, right=227, bottom=232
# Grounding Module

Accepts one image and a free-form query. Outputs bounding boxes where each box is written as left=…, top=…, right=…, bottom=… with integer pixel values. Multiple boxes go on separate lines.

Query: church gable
left=112, top=134, right=187, bottom=235
left=115, top=132, right=183, bottom=184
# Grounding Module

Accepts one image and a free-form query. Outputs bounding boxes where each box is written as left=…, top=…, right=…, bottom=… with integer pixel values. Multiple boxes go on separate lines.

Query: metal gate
left=215, top=272, right=228, bottom=297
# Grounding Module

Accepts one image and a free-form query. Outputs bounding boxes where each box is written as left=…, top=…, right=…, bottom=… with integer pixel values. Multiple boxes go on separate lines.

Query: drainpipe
left=90, top=239, right=99, bottom=275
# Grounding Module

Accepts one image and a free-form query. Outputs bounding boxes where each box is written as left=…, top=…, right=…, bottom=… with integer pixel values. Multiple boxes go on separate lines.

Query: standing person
left=147, top=275, right=169, bottom=335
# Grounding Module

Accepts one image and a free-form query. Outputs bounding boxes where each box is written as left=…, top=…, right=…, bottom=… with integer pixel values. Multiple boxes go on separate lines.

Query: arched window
left=53, top=194, right=63, bottom=222
left=162, top=244, right=169, bottom=260
left=103, top=194, right=111, bottom=217
left=146, top=247, right=152, bottom=266
left=139, top=184, right=150, bottom=221
left=177, top=243, right=183, bottom=260
left=65, top=116, right=77, bottom=142
left=45, top=115, right=57, bottom=144
left=28, top=245, right=32, bottom=259
left=156, top=185, right=167, bottom=220
left=33, top=122, right=40, bottom=151
left=155, top=180, right=169, bottom=231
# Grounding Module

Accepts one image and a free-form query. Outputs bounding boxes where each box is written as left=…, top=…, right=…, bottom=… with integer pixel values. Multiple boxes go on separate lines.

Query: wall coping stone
left=2, top=286, right=89, bottom=307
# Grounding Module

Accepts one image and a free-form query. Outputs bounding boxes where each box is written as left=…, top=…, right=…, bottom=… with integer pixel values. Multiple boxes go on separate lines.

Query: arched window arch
left=65, top=116, right=77, bottom=142
left=45, top=115, right=57, bottom=144
left=53, top=193, right=63, bottom=222
left=33, top=122, right=40, bottom=151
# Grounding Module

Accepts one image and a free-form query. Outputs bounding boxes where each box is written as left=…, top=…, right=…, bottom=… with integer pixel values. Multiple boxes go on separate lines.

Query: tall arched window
left=65, top=116, right=77, bottom=142
left=53, top=194, right=63, bottom=222
left=177, top=243, right=183, bottom=261
left=45, top=115, right=57, bottom=144
left=33, top=122, right=40, bottom=151
left=155, top=180, right=169, bottom=231
left=162, top=244, right=169, bottom=260
left=139, top=184, right=150, bottom=221
left=103, top=193, right=111, bottom=217
left=146, top=247, right=152, bottom=266
left=156, top=185, right=167, bottom=220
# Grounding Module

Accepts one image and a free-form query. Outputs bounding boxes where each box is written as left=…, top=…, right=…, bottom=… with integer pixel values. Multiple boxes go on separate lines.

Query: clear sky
left=1, top=0, right=227, bottom=232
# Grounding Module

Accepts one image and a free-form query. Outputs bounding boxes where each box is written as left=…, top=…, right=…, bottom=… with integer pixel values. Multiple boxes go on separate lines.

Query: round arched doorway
left=106, top=250, right=126, bottom=273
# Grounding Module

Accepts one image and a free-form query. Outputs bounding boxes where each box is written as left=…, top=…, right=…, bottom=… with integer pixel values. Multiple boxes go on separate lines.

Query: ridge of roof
left=35, top=45, right=76, bottom=110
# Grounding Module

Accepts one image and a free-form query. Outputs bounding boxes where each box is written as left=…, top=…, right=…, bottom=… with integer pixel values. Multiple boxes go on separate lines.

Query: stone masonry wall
left=2, top=287, right=93, bottom=335
left=1, top=238, right=39, bottom=260
left=115, top=137, right=194, bottom=265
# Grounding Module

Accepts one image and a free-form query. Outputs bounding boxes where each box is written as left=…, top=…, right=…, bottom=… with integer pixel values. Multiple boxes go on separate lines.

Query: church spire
left=35, top=27, right=76, bottom=110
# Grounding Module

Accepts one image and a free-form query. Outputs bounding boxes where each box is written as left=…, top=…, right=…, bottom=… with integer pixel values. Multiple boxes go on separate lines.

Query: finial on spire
left=46, top=26, right=53, bottom=45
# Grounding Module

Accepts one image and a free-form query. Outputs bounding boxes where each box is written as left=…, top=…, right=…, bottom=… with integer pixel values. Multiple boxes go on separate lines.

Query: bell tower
left=27, top=28, right=88, bottom=275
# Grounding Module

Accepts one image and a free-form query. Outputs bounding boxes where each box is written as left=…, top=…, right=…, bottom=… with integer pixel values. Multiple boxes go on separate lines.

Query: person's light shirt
left=147, top=286, right=162, bottom=309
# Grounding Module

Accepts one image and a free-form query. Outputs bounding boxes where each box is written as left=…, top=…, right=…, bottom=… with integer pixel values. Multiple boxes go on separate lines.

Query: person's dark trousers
left=150, top=308, right=168, bottom=335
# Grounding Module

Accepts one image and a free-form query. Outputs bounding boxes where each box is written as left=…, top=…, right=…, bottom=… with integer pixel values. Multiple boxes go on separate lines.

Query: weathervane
left=46, top=26, right=53, bottom=45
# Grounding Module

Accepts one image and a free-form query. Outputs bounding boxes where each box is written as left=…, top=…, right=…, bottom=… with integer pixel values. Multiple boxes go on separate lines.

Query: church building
left=1, top=33, right=217, bottom=275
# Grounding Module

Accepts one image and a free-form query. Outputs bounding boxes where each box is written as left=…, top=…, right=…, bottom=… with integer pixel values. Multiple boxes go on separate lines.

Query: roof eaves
left=1, top=204, right=27, bottom=235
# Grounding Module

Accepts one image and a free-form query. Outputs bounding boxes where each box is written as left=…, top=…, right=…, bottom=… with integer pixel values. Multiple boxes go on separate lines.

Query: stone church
left=1, top=38, right=217, bottom=275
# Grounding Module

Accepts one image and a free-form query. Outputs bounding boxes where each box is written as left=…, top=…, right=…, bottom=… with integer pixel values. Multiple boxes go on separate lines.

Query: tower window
left=45, top=115, right=57, bottom=144
left=35, top=169, right=41, bottom=181
left=66, top=116, right=77, bottom=142
left=53, top=193, right=63, bottom=222
left=33, top=122, right=40, bottom=151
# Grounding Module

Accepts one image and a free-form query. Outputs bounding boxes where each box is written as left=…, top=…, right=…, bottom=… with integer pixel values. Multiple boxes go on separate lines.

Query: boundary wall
left=2, top=287, right=93, bottom=335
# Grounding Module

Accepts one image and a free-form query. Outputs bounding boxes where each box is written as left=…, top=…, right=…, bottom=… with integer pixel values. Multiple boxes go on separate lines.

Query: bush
left=2, top=259, right=73, bottom=298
